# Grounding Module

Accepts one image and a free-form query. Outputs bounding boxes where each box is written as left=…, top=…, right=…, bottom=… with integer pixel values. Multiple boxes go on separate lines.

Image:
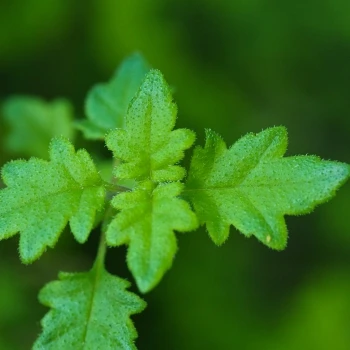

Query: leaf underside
left=106, top=70, right=198, bottom=292
left=34, top=268, right=146, bottom=350
left=185, top=127, right=350, bottom=249
left=76, top=53, right=150, bottom=139
left=2, top=96, right=74, bottom=159
left=0, top=137, right=105, bottom=263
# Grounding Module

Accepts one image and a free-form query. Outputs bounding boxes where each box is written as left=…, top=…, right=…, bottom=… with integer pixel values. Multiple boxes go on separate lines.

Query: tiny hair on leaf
left=184, top=126, right=350, bottom=249
left=106, top=181, right=198, bottom=293
left=106, top=69, right=196, bottom=183
left=0, top=137, right=105, bottom=263
left=105, top=69, right=198, bottom=292
left=1, top=53, right=349, bottom=350
left=34, top=268, right=146, bottom=350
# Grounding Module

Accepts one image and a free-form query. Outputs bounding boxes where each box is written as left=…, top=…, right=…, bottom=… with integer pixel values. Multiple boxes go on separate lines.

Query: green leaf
left=76, top=53, right=150, bottom=139
left=2, top=96, right=74, bottom=159
left=34, top=268, right=146, bottom=350
left=0, top=137, right=105, bottom=263
left=106, top=69, right=195, bottom=182
left=105, top=69, right=198, bottom=292
left=184, top=127, right=350, bottom=249
left=106, top=181, right=198, bottom=293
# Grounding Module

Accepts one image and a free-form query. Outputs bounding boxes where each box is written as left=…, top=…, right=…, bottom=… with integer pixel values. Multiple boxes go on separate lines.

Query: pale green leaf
left=106, top=69, right=195, bottom=182
left=34, top=267, right=146, bottom=350
left=2, top=96, right=74, bottom=159
left=106, top=181, right=198, bottom=293
left=0, top=137, right=105, bottom=263
left=184, top=127, right=350, bottom=249
left=76, top=53, right=150, bottom=139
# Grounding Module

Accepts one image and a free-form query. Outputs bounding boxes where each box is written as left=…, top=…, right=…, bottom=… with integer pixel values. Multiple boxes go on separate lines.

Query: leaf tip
left=264, top=232, right=288, bottom=251
left=135, top=273, right=163, bottom=294
left=271, top=125, right=288, bottom=136
left=19, top=245, right=41, bottom=265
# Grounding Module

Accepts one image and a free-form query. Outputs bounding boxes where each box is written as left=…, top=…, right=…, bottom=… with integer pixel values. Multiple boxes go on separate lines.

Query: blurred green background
left=1, top=1, right=350, bottom=349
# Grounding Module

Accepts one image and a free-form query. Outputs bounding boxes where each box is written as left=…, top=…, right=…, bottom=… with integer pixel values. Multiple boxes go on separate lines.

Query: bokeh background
left=1, top=1, right=350, bottom=349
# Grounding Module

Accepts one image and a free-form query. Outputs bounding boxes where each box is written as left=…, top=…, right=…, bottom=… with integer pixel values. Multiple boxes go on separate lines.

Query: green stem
left=83, top=215, right=109, bottom=345
left=93, top=202, right=117, bottom=270
left=93, top=228, right=107, bottom=271
left=93, top=161, right=127, bottom=270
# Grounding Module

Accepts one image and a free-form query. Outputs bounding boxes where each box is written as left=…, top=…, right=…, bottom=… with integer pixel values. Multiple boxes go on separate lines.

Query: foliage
left=0, top=54, right=349, bottom=348
left=185, top=127, right=349, bottom=248
left=0, top=137, right=105, bottom=263
left=34, top=268, right=146, bottom=350
left=2, top=97, right=74, bottom=159
left=107, top=181, right=198, bottom=293
left=105, top=69, right=195, bottom=182
left=75, top=53, right=150, bottom=140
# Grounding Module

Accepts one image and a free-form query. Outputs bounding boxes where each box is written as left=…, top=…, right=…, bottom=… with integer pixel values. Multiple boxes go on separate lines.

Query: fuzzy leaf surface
left=34, top=268, right=146, bottom=350
left=106, top=181, right=198, bottom=293
left=0, top=137, right=105, bottom=263
left=106, top=69, right=195, bottom=183
left=185, top=127, right=350, bottom=248
left=2, top=96, right=74, bottom=159
left=76, top=53, right=150, bottom=139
